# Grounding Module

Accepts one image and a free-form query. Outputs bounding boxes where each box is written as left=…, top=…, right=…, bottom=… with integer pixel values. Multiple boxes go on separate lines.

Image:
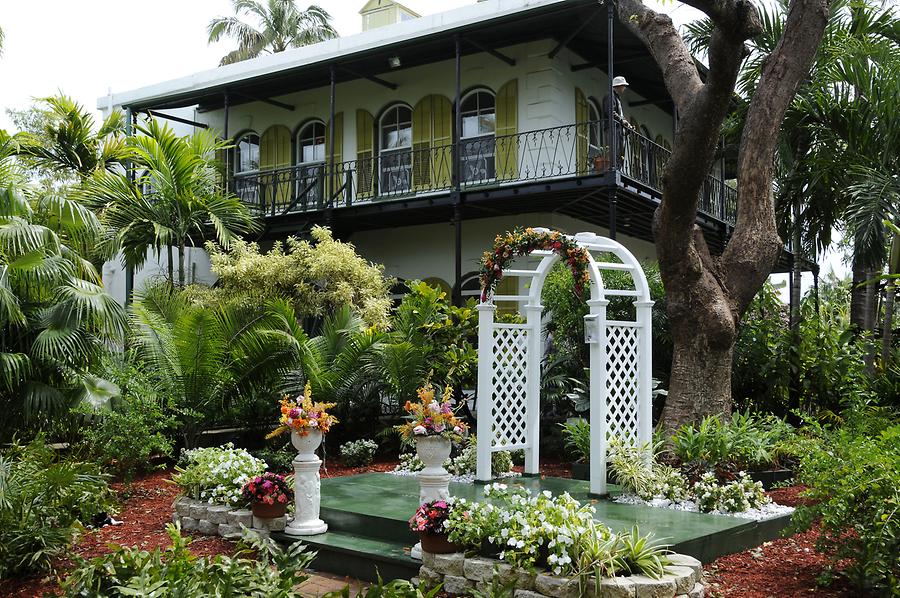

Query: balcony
left=230, top=122, right=737, bottom=227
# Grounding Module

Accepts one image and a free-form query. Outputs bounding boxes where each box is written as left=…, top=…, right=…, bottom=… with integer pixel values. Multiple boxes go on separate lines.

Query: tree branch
left=617, top=0, right=703, bottom=112
left=722, top=0, right=829, bottom=310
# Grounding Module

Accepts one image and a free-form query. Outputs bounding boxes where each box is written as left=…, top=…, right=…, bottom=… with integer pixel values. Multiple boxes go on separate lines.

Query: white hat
left=612, top=76, right=629, bottom=87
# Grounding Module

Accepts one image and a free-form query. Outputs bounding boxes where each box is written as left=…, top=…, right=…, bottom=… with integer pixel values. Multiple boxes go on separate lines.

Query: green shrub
left=252, top=443, right=295, bottom=473
left=79, top=394, right=174, bottom=481
left=0, top=437, right=113, bottom=578
left=560, top=419, right=590, bottom=463
left=63, top=524, right=314, bottom=597
left=670, top=411, right=795, bottom=474
left=340, top=439, right=378, bottom=467
left=173, top=444, right=266, bottom=506
left=790, top=419, right=900, bottom=594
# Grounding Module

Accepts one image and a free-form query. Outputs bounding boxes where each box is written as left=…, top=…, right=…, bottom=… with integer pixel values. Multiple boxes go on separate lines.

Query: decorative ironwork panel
left=606, top=325, right=640, bottom=441
left=490, top=327, right=529, bottom=448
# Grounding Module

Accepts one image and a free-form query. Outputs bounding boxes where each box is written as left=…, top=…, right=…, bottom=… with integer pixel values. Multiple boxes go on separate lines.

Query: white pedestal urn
left=411, top=434, right=452, bottom=560
left=285, top=429, right=328, bottom=536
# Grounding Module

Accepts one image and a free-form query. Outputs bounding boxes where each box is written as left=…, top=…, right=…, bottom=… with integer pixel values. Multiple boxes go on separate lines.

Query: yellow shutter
left=260, top=125, right=291, bottom=208
left=575, top=87, right=589, bottom=175
left=432, top=95, right=453, bottom=188
left=496, top=79, right=518, bottom=180
left=411, top=95, right=453, bottom=191
left=356, top=109, right=375, bottom=199
left=325, top=112, right=343, bottom=201
left=412, top=97, right=433, bottom=190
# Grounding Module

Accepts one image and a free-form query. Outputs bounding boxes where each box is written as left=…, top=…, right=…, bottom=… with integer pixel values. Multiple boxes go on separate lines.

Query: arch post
left=524, top=303, right=543, bottom=475
left=635, top=301, right=655, bottom=452
left=475, top=303, right=497, bottom=482
left=588, top=298, right=610, bottom=497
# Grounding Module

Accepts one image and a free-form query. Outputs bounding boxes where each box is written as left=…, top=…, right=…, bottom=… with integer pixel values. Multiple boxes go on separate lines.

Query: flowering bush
left=409, top=500, right=452, bottom=535
left=340, top=439, right=378, bottom=467
left=270, top=382, right=338, bottom=438
left=447, top=437, right=513, bottom=477
left=241, top=473, right=292, bottom=506
left=442, top=484, right=670, bottom=581
left=693, top=472, right=768, bottom=513
left=173, top=444, right=266, bottom=506
left=479, top=228, right=591, bottom=302
left=396, top=384, right=467, bottom=441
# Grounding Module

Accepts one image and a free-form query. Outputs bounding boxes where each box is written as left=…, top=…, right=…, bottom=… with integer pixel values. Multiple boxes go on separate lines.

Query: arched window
left=378, top=104, right=413, bottom=195
left=295, top=121, right=326, bottom=205
left=233, top=132, right=260, bottom=206
left=234, top=132, right=260, bottom=175
left=588, top=99, right=603, bottom=157
left=460, top=90, right=496, bottom=183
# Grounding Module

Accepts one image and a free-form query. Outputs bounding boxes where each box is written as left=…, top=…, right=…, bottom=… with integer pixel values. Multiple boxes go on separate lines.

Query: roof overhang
left=98, top=0, right=676, bottom=114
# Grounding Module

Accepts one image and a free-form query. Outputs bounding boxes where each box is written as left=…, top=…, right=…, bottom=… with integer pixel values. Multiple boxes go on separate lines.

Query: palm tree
left=208, top=0, right=337, bottom=66
left=16, top=95, right=129, bottom=183
left=0, top=131, right=127, bottom=439
left=0, top=25, right=5, bottom=57
left=81, top=119, right=259, bottom=287
left=130, top=285, right=299, bottom=447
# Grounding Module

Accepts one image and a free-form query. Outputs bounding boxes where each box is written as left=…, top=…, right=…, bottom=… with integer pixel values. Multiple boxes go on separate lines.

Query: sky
left=0, top=0, right=845, bottom=286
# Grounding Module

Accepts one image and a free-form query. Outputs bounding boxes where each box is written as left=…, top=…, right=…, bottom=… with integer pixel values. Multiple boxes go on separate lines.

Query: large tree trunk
left=617, top=0, right=828, bottom=432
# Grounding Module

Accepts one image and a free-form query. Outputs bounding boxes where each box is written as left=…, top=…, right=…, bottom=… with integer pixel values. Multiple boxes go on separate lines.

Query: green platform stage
left=273, top=473, right=791, bottom=582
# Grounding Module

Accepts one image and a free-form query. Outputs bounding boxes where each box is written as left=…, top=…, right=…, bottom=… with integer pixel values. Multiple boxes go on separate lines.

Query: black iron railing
left=232, top=121, right=738, bottom=225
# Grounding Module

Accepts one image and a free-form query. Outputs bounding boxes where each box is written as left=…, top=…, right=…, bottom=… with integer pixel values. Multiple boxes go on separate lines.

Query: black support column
left=606, top=0, right=618, bottom=240
left=453, top=35, right=463, bottom=305
left=327, top=66, right=336, bottom=226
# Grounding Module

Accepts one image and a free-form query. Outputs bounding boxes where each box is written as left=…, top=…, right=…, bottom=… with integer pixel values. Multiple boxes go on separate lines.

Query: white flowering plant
left=173, top=443, right=267, bottom=507
left=693, top=472, right=768, bottom=513
left=443, top=484, right=670, bottom=580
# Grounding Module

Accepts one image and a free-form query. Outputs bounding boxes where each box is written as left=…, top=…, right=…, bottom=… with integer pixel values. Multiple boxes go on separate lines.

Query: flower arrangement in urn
left=269, top=382, right=338, bottom=438
left=409, top=499, right=458, bottom=553
left=397, top=383, right=467, bottom=442
left=242, top=472, right=293, bottom=518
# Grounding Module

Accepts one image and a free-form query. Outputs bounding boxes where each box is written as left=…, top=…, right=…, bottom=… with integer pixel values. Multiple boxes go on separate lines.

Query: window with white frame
left=460, top=90, right=496, bottom=184
left=233, top=132, right=260, bottom=205
left=378, top=104, right=413, bottom=195
left=296, top=121, right=326, bottom=204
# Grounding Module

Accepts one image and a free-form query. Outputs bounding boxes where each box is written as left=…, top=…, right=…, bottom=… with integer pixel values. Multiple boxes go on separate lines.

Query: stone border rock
left=172, top=496, right=284, bottom=540
left=418, top=551, right=706, bottom=598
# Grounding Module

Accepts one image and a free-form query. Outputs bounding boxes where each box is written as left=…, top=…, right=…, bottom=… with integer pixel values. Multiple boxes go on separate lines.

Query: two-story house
left=99, top=0, right=779, bottom=303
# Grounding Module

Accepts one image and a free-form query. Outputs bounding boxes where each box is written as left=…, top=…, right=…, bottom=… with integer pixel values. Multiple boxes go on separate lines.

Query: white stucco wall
left=348, top=213, right=657, bottom=287
left=102, top=247, right=217, bottom=306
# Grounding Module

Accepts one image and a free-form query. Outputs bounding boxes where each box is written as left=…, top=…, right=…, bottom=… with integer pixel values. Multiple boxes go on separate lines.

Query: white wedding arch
left=475, top=229, right=653, bottom=496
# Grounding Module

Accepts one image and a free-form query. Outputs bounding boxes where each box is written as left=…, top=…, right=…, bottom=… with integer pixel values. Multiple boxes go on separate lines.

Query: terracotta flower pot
left=252, top=500, right=288, bottom=519
left=420, top=531, right=459, bottom=554
left=593, top=155, right=610, bottom=173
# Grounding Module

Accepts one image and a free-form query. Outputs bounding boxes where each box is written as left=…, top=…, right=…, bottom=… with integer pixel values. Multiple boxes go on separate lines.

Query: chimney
left=360, top=0, right=421, bottom=31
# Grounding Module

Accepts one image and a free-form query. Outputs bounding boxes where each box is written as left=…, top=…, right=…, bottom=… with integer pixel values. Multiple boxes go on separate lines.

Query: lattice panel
left=490, top=327, right=529, bottom=448
left=606, top=325, right=640, bottom=441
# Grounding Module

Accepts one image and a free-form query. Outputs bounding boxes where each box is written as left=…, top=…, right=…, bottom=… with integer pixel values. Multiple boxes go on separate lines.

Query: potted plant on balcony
left=593, top=148, right=611, bottom=173
left=409, top=499, right=459, bottom=553
left=242, top=472, right=293, bottom=519
left=397, top=383, right=468, bottom=475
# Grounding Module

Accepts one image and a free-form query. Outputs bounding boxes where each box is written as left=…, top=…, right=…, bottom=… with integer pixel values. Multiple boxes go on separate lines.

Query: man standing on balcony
left=602, top=76, right=635, bottom=164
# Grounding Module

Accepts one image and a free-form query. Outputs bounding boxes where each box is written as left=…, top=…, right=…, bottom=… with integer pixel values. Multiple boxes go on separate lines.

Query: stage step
left=273, top=529, right=420, bottom=582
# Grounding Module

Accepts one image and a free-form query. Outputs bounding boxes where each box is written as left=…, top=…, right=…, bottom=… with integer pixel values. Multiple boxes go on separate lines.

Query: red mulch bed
left=0, top=469, right=237, bottom=598
left=704, top=485, right=855, bottom=597
left=0, top=459, right=857, bottom=598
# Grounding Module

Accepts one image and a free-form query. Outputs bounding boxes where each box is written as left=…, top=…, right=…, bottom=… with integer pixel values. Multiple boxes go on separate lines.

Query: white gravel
left=613, top=494, right=794, bottom=520
left=390, top=469, right=520, bottom=484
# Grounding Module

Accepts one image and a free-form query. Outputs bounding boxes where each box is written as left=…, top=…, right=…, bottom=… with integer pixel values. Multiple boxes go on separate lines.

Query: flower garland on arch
left=479, top=228, right=591, bottom=302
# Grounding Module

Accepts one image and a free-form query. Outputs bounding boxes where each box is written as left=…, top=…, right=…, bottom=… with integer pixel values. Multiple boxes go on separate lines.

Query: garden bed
left=418, top=551, right=706, bottom=598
